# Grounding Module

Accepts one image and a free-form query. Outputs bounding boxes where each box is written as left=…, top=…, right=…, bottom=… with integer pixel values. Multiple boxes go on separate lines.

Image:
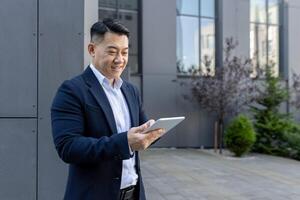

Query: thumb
left=135, top=119, right=155, bottom=133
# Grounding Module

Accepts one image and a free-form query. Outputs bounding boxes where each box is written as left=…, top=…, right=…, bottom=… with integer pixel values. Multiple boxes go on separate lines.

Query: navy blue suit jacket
left=51, top=66, right=148, bottom=200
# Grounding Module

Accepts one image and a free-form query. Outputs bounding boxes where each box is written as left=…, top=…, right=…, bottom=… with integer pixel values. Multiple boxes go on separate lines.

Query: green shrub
left=282, top=123, right=300, bottom=160
left=225, top=115, right=256, bottom=157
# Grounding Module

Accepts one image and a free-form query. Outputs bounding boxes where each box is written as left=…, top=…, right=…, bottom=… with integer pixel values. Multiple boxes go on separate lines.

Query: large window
left=250, top=0, right=281, bottom=77
left=99, top=0, right=140, bottom=74
left=176, top=0, right=216, bottom=76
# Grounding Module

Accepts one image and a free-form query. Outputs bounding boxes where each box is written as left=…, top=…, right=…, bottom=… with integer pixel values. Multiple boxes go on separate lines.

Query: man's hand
left=128, top=120, right=165, bottom=151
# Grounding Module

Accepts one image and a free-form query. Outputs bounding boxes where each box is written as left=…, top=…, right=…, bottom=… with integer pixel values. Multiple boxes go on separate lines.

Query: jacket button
left=113, top=177, right=120, bottom=180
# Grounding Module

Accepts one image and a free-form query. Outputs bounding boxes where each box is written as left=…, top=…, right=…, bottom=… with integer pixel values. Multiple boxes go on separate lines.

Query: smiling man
left=51, top=19, right=164, bottom=200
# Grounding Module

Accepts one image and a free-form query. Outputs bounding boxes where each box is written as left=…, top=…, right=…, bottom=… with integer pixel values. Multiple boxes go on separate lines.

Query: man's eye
left=108, top=51, right=117, bottom=55
left=122, top=52, right=128, bottom=55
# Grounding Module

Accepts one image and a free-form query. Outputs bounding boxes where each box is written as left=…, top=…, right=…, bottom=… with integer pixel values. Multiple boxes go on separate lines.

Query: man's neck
left=91, top=63, right=116, bottom=87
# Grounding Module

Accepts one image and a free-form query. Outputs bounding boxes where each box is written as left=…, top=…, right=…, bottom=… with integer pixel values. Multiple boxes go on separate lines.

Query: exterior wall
left=1, top=0, right=300, bottom=199
left=0, top=0, right=97, bottom=199
left=286, top=0, right=300, bottom=121
left=0, top=0, right=38, bottom=199
left=142, top=0, right=250, bottom=147
left=142, top=0, right=178, bottom=147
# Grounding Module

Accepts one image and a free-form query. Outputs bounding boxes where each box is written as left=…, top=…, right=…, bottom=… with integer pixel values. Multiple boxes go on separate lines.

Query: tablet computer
left=142, top=116, right=185, bottom=134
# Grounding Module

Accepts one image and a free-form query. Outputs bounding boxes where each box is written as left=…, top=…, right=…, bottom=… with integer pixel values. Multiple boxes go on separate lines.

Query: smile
left=111, top=66, right=123, bottom=71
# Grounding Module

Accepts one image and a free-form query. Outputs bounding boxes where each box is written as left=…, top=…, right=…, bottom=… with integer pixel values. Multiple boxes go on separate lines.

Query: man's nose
left=114, top=53, right=123, bottom=63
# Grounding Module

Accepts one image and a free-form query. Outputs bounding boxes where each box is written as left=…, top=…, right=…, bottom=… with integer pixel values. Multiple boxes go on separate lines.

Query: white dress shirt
left=90, top=64, right=138, bottom=189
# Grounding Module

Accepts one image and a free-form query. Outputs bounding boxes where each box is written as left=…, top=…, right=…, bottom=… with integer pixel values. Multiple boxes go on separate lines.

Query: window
left=176, top=0, right=216, bottom=76
left=99, top=0, right=140, bottom=74
left=250, top=0, right=281, bottom=77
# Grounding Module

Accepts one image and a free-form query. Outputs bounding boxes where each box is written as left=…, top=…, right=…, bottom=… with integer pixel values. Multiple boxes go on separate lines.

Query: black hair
left=90, top=18, right=130, bottom=42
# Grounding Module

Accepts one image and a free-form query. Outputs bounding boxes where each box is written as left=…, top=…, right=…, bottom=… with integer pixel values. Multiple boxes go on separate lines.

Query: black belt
left=119, top=185, right=136, bottom=200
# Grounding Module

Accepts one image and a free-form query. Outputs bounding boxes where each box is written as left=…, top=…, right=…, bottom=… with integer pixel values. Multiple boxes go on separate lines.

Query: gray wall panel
left=175, top=81, right=215, bottom=148
left=0, top=0, right=37, bottom=117
left=143, top=75, right=178, bottom=147
left=142, top=0, right=178, bottom=147
left=0, top=119, right=36, bottom=200
left=142, top=0, right=177, bottom=75
left=38, top=0, right=85, bottom=199
left=287, top=1, right=300, bottom=121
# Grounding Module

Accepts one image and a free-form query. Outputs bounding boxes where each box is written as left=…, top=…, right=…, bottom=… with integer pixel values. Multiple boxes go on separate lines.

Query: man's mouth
left=111, top=66, right=123, bottom=71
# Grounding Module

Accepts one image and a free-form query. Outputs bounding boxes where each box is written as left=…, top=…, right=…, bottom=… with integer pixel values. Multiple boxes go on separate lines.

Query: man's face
left=89, top=32, right=129, bottom=81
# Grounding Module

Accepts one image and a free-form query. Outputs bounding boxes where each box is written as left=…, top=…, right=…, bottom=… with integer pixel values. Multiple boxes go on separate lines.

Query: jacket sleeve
left=51, top=80, right=131, bottom=165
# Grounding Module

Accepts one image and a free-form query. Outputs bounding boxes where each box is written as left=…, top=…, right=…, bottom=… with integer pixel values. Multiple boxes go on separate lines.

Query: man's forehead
left=100, top=33, right=129, bottom=48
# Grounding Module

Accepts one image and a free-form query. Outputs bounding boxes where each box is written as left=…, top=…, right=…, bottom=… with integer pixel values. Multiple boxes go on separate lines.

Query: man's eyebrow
left=107, top=46, right=129, bottom=50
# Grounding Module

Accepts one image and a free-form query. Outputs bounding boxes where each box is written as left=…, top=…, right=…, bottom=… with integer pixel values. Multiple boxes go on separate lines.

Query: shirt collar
left=90, top=63, right=123, bottom=89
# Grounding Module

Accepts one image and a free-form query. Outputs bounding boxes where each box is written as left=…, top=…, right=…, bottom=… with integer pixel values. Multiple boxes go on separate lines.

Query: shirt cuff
left=128, top=144, right=135, bottom=158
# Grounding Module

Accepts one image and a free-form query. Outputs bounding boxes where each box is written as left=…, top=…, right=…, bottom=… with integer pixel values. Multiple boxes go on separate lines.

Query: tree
left=174, top=38, right=256, bottom=153
left=251, top=66, right=291, bottom=155
left=250, top=67, right=300, bottom=160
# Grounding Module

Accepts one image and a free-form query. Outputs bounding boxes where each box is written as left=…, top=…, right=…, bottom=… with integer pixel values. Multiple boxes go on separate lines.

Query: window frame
left=176, top=0, right=218, bottom=77
left=250, top=0, right=282, bottom=78
left=98, top=0, right=141, bottom=75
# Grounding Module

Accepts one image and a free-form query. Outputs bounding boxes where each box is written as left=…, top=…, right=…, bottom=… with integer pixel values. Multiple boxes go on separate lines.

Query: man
left=51, top=18, right=164, bottom=200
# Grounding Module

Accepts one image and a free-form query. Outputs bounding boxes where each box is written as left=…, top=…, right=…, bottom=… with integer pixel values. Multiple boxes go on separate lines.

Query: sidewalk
left=140, top=148, right=300, bottom=200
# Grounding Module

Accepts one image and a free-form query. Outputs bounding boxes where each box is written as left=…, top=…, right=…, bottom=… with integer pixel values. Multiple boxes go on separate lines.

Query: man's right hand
left=127, top=120, right=165, bottom=151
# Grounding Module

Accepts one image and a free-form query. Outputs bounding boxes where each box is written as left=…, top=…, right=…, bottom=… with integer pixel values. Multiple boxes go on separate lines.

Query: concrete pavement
left=140, top=148, right=300, bottom=200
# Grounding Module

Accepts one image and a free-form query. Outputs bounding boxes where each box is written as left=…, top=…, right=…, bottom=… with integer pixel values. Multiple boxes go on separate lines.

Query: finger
left=148, top=119, right=155, bottom=127
left=134, top=121, right=150, bottom=132
left=146, top=128, right=165, bottom=140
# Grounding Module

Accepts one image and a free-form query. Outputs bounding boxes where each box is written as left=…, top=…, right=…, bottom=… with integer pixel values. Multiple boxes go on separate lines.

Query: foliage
left=251, top=66, right=300, bottom=160
left=224, top=115, right=256, bottom=157
left=174, top=38, right=257, bottom=152
left=175, top=38, right=256, bottom=121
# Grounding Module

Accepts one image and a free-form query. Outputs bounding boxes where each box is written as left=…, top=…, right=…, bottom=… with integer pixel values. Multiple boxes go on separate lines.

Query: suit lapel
left=82, top=66, right=118, bottom=134
left=121, top=83, right=137, bottom=127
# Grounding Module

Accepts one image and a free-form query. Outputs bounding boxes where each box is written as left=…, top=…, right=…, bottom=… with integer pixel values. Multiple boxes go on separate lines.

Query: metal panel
left=0, top=119, right=36, bottom=200
left=142, top=0, right=177, bottom=75
left=288, top=2, right=300, bottom=121
left=175, top=82, right=215, bottom=148
left=143, top=75, right=178, bottom=147
left=38, top=0, right=87, bottom=199
left=0, top=0, right=37, bottom=117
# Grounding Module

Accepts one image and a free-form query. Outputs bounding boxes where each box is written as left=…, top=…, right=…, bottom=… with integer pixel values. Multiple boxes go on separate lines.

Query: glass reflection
left=201, top=0, right=215, bottom=18
left=118, top=11, right=138, bottom=55
left=177, top=16, right=199, bottom=74
left=119, top=0, right=138, bottom=10
left=201, top=18, right=215, bottom=75
left=128, top=55, right=138, bottom=74
left=250, top=0, right=266, bottom=23
left=250, top=24, right=267, bottom=77
left=99, top=8, right=117, bottom=20
left=268, top=25, right=279, bottom=76
left=268, top=0, right=279, bottom=24
left=176, top=0, right=199, bottom=16
left=99, top=0, right=117, bottom=8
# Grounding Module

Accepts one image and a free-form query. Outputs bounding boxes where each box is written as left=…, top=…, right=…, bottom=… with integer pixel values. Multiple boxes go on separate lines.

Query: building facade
left=1, top=0, right=300, bottom=199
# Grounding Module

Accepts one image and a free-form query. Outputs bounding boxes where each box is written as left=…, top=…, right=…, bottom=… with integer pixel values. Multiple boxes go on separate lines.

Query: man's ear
left=88, top=43, right=95, bottom=57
